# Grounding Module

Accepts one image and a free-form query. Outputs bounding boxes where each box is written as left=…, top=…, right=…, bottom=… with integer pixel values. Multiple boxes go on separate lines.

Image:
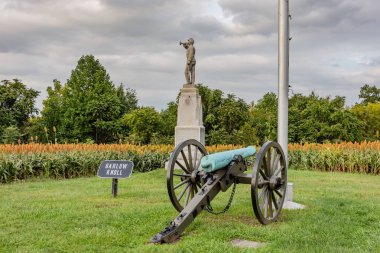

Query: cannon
left=150, top=139, right=287, bottom=243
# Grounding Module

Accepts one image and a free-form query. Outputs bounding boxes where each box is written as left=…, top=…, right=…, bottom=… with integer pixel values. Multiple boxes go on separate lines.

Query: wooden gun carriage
left=151, top=139, right=287, bottom=243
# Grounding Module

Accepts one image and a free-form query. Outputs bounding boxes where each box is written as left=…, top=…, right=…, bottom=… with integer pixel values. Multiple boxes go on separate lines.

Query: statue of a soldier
left=179, top=38, right=196, bottom=86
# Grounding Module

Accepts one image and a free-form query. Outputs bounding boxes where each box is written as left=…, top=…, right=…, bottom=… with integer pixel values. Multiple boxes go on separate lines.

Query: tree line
left=1, top=55, right=379, bottom=145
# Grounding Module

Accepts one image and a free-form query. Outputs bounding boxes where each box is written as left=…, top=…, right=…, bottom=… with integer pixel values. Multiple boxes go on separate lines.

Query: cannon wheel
left=167, top=139, right=208, bottom=212
left=251, top=141, right=287, bottom=225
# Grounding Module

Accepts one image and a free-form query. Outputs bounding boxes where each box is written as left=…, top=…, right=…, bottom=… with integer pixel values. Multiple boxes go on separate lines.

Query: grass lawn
left=1, top=169, right=379, bottom=253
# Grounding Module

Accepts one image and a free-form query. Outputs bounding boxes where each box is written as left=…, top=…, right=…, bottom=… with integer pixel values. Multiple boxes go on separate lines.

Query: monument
left=175, top=38, right=205, bottom=146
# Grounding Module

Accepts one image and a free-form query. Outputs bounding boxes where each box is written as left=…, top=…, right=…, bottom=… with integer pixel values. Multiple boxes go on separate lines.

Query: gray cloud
left=0, top=0, right=379, bottom=110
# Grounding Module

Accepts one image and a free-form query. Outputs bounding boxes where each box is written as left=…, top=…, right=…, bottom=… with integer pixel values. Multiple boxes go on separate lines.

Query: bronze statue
left=179, top=38, right=196, bottom=86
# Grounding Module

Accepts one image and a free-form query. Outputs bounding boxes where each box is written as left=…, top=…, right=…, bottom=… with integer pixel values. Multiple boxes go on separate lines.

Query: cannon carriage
left=151, top=139, right=288, bottom=243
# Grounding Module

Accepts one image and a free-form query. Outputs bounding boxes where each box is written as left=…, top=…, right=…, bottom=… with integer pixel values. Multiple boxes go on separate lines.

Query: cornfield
left=0, top=143, right=174, bottom=154
left=0, top=143, right=241, bottom=183
left=289, top=141, right=380, bottom=174
left=0, top=142, right=379, bottom=183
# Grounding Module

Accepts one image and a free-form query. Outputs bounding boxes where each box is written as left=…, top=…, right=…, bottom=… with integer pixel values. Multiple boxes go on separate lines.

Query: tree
left=1, top=126, right=21, bottom=144
left=24, top=116, right=46, bottom=143
left=197, top=84, right=223, bottom=131
left=0, top=79, right=39, bottom=136
left=197, top=84, right=252, bottom=145
left=359, top=84, right=380, bottom=105
left=288, top=93, right=363, bottom=143
left=351, top=103, right=380, bottom=140
left=250, top=92, right=278, bottom=143
left=41, top=79, right=65, bottom=137
left=121, top=107, right=161, bottom=144
left=215, top=94, right=250, bottom=133
left=234, top=123, right=259, bottom=146
left=61, top=55, right=122, bottom=143
left=117, top=84, right=138, bottom=115
left=159, top=101, right=177, bottom=137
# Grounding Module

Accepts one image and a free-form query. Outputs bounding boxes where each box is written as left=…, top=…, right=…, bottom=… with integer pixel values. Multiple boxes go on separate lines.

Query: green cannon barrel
left=200, top=146, right=256, bottom=173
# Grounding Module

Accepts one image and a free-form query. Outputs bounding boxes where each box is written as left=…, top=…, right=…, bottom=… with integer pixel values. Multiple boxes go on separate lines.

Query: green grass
left=1, top=170, right=379, bottom=253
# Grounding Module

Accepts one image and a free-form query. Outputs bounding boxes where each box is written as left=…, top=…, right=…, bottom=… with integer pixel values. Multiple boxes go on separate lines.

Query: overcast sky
left=1, top=0, right=379, bottom=110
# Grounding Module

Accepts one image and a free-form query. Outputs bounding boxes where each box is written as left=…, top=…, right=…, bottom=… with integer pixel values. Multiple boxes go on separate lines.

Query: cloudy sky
left=1, top=0, right=379, bottom=110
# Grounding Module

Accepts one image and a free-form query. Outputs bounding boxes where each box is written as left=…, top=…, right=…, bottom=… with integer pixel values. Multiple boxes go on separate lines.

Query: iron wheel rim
left=167, top=139, right=207, bottom=212
left=251, top=141, right=287, bottom=224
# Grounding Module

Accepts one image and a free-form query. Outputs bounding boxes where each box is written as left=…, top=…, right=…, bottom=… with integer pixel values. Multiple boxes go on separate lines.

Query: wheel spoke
left=262, top=155, right=268, bottom=176
left=194, top=183, right=198, bottom=192
left=187, top=145, right=193, bottom=171
left=269, top=148, right=275, bottom=176
left=193, top=146, right=198, bottom=170
left=266, top=150, right=270, bottom=174
left=271, top=191, right=279, bottom=210
left=259, top=169, right=268, bottom=180
left=258, top=180, right=269, bottom=186
left=177, top=183, right=190, bottom=201
left=268, top=191, right=273, bottom=218
left=263, top=190, right=269, bottom=218
left=195, top=153, right=204, bottom=171
left=175, top=160, right=190, bottom=174
left=173, top=173, right=190, bottom=177
left=274, top=189, right=283, bottom=198
left=272, top=151, right=281, bottom=175
left=174, top=178, right=190, bottom=190
left=184, top=186, right=191, bottom=206
left=263, top=153, right=271, bottom=177
left=274, top=164, right=284, bottom=177
left=258, top=185, right=268, bottom=200
left=181, top=150, right=191, bottom=172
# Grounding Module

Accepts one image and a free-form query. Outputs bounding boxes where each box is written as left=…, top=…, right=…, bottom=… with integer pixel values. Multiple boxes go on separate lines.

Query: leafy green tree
left=62, top=55, right=122, bottom=143
left=250, top=92, right=278, bottom=143
left=41, top=79, right=65, bottom=136
left=197, top=84, right=223, bottom=131
left=2, top=126, right=21, bottom=144
left=159, top=101, right=177, bottom=137
left=215, top=94, right=250, bottom=133
left=24, top=116, right=46, bottom=143
left=0, top=79, right=39, bottom=136
left=197, top=84, right=252, bottom=145
left=288, top=93, right=363, bottom=143
left=117, top=84, right=138, bottom=115
left=207, top=128, right=235, bottom=145
left=351, top=103, right=380, bottom=140
left=235, top=123, right=259, bottom=146
left=359, top=84, right=380, bottom=105
left=121, top=107, right=161, bottom=144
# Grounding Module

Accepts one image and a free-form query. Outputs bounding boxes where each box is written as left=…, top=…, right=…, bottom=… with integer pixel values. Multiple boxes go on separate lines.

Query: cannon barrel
left=201, top=146, right=256, bottom=173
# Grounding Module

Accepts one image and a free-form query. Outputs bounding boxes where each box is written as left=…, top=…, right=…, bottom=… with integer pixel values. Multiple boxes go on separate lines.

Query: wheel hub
left=269, top=176, right=282, bottom=190
left=190, top=170, right=198, bottom=184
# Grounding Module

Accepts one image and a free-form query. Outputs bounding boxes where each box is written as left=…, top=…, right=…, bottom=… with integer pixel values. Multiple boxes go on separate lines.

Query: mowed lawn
left=1, top=169, right=379, bottom=253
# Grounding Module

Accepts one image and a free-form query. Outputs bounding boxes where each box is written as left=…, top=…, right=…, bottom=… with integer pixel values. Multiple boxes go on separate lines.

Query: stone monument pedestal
left=175, top=84, right=205, bottom=146
left=283, top=182, right=306, bottom=210
left=165, top=85, right=205, bottom=170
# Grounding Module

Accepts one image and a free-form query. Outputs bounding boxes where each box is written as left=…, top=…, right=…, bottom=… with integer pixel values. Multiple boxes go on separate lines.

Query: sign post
left=112, top=178, right=118, bottom=197
left=97, top=160, right=134, bottom=197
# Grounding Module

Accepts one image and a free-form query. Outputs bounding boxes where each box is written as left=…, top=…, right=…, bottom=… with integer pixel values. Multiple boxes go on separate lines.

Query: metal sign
left=97, top=160, right=134, bottom=179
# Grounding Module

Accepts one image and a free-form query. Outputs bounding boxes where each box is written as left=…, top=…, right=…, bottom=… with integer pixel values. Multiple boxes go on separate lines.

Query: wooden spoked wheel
left=167, top=139, right=208, bottom=212
left=251, top=141, right=287, bottom=224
